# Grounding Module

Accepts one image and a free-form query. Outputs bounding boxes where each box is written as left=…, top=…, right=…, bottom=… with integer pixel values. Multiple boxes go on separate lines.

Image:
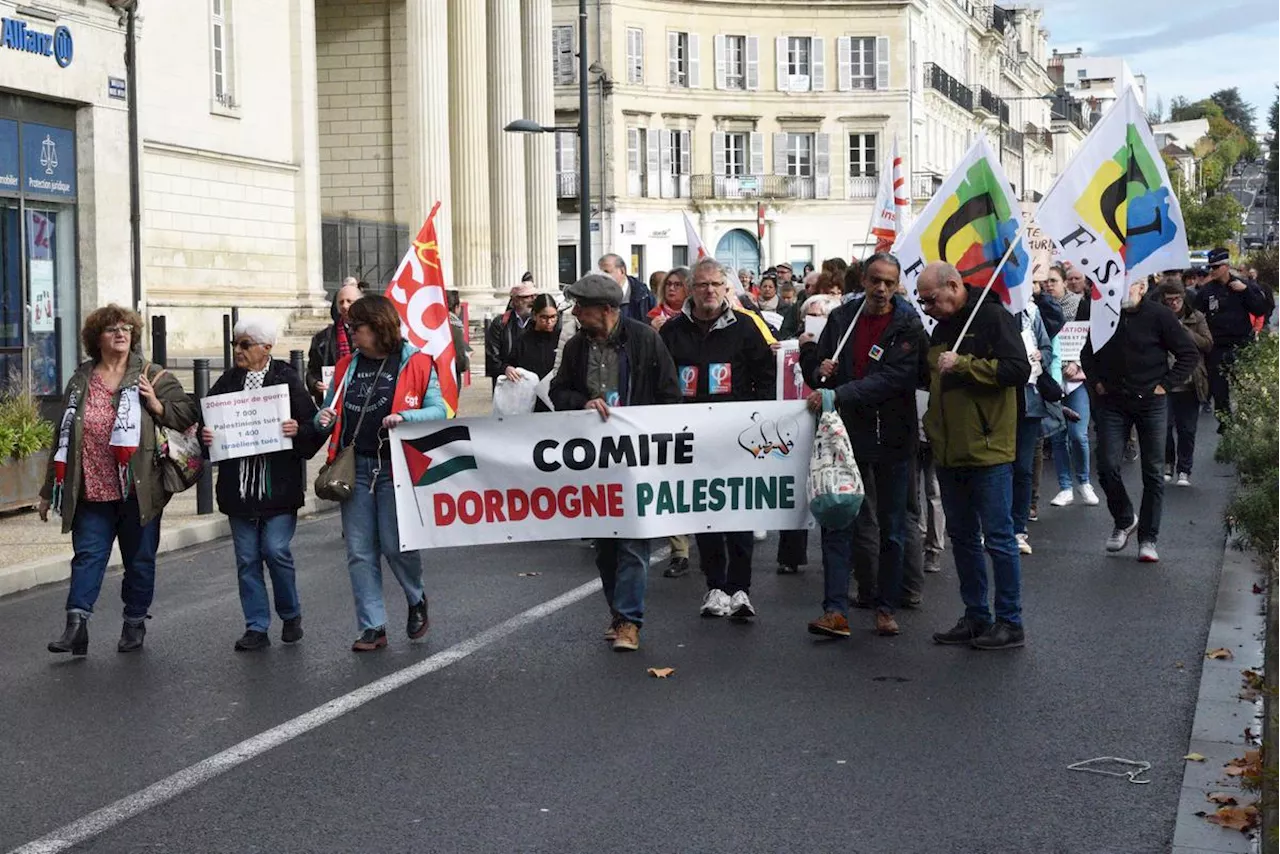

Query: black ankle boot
left=48, top=613, right=89, bottom=655
left=118, top=620, right=146, bottom=653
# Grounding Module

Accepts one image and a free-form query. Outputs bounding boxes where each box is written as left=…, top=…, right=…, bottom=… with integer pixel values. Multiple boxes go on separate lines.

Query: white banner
left=200, top=385, right=293, bottom=462
left=389, top=401, right=816, bottom=550
left=1057, top=320, right=1090, bottom=363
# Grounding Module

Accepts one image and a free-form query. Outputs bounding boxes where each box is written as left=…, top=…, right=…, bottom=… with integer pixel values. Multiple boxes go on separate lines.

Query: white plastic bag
left=807, top=411, right=864, bottom=528
left=492, top=368, right=540, bottom=416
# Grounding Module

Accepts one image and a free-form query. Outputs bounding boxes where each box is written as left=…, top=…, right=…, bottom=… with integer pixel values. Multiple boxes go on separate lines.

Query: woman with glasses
left=1159, top=281, right=1213, bottom=486
left=201, top=317, right=326, bottom=651
left=40, top=305, right=198, bottom=656
left=1045, top=263, right=1100, bottom=509
left=648, top=267, right=689, bottom=331
left=503, top=293, right=561, bottom=412
left=316, top=295, right=448, bottom=651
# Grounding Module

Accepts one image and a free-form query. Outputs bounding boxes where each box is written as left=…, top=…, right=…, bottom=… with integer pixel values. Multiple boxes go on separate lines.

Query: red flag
left=386, top=202, right=460, bottom=417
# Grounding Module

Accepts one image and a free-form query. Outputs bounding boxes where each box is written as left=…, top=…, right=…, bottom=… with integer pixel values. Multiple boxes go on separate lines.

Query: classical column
left=288, top=0, right=325, bottom=304
left=406, top=0, right=452, bottom=284
left=448, top=0, right=493, bottom=308
left=521, top=0, right=558, bottom=290
left=487, top=0, right=528, bottom=299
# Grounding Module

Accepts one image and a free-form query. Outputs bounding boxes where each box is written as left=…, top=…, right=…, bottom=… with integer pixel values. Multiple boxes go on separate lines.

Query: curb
left=0, top=497, right=337, bottom=601
left=1171, top=538, right=1266, bottom=854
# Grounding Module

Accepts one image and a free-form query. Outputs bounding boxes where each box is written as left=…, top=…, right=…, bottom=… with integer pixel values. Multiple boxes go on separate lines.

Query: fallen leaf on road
left=1242, top=670, right=1264, bottom=690
left=1174, top=661, right=1185, bottom=669
left=647, top=667, right=675, bottom=678
left=1207, top=792, right=1238, bottom=805
left=1184, top=753, right=1207, bottom=762
left=1224, top=750, right=1261, bottom=777
left=1206, top=648, right=1234, bottom=660
left=516, top=572, right=542, bottom=577
left=1205, top=804, right=1258, bottom=832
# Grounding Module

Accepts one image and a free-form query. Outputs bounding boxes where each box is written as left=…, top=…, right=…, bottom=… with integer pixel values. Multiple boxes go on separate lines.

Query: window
left=669, top=131, right=690, bottom=176
left=672, top=245, right=689, bottom=268
left=1076, top=68, right=1087, bottom=78
left=775, top=36, right=823, bottom=92
left=627, top=127, right=647, bottom=196
left=553, top=25, right=575, bottom=85
left=848, top=133, right=877, bottom=177
left=837, top=36, right=889, bottom=91
left=785, top=133, right=813, bottom=177
left=725, top=36, right=745, bottom=89
left=626, top=28, right=644, bottom=84
left=668, top=31, right=699, bottom=87
left=555, top=134, right=577, bottom=197
left=724, top=133, right=747, bottom=176
left=210, top=0, right=235, bottom=107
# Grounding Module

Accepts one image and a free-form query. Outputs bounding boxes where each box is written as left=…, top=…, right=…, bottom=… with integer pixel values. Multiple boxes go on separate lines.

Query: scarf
left=52, top=378, right=141, bottom=512
left=336, top=322, right=352, bottom=361
left=239, top=366, right=272, bottom=502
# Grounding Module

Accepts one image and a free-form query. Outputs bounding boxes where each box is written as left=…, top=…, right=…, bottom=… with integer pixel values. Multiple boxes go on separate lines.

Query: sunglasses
left=234, top=340, right=262, bottom=350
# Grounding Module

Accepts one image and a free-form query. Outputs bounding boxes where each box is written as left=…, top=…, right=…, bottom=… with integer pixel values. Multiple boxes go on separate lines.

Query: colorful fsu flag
left=386, top=201, right=460, bottom=417
left=870, top=135, right=909, bottom=252
left=895, top=136, right=1029, bottom=330
left=1035, top=87, right=1188, bottom=351
left=682, top=211, right=708, bottom=262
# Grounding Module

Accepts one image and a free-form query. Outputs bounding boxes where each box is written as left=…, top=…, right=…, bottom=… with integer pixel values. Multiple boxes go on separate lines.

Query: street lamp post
left=505, top=0, right=591, bottom=277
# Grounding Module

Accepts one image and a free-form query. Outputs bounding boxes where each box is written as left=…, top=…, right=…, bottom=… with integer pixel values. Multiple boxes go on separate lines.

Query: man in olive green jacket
left=916, top=262, right=1031, bottom=651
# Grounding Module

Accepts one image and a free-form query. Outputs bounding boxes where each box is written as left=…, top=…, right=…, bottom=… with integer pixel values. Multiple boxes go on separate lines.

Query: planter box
left=0, top=450, right=49, bottom=513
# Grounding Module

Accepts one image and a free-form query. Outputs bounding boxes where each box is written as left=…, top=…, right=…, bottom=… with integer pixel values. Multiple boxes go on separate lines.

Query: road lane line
left=7, top=578, right=603, bottom=854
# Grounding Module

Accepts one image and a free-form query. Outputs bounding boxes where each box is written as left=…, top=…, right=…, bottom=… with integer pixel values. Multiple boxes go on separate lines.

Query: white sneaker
left=700, top=588, right=732, bottom=617
left=1176, top=472, right=1191, bottom=487
left=1015, top=533, right=1033, bottom=555
left=1137, top=541, right=1159, bottom=563
left=753, top=530, right=768, bottom=542
left=1079, top=484, right=1100, bottom=506
left=1049, top=488, right=1075, bottom=507
left=1106, top=519, right=1138, bottom=552
left=728, top=590, right=756, bottom=619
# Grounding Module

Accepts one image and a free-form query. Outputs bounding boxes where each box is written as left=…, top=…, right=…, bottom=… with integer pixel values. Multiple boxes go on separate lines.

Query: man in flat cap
left=550, top=274, right=680, bottom=652
left=485, top=281, right=537, bottom=390
left=1196, top=247, right=1270, bottom=427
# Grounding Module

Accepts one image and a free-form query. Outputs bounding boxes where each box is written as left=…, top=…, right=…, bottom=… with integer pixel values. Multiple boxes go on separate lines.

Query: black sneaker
left=663, top=556, right=691, bottom=578
left=407, top=598, right=429, bottom=640
left=352, top=627, right=388, bottom=652
left=776, top=564, right=801, bottom=575
left=281, top=617, right=303, bottom=644
left=234, top=630, right=271, bottom=652
left=970, top=619, right=1025, bottom=650
left=932, top=616, right=991, bottom=645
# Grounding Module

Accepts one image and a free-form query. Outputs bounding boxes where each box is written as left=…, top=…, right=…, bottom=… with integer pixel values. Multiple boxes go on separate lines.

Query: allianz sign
left=1, top=17, right=74, bottom=68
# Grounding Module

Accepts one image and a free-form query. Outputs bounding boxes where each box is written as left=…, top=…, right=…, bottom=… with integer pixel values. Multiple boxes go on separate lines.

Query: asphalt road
left=0, top=421, right=1236, bottom=854
left=1226, top=162, right=1272, bottom=246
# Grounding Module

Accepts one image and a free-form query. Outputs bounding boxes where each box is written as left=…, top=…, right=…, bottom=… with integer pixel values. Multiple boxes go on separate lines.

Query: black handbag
left=314, top=358, right=386, bottom=502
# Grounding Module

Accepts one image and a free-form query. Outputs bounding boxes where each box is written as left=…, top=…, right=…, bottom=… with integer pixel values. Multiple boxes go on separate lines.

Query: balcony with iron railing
left=1025, top=122, right=1052, bottom=150
left=846, top=175, right=879, bottom=200
left=689, top=174, right=821, bottom=201
left=557, top=172, right=578, bottom=198
left=923, top=62, right=973, bottom=112
left=1002, top=128, right=1026, bottom=153
left=1051, top=95, right=1093, bottom=133
left=912, top=171, right=943, bottom=201
left=976, top=87, right=1009, bottom=125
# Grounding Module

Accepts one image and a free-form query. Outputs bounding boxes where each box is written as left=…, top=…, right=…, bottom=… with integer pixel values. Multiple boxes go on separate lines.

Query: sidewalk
left=0, top=378, right=495, bottom=600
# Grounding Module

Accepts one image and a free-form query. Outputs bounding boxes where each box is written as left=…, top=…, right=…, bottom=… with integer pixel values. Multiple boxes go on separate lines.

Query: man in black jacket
left=1196, top=248, right=1269, bottom=423
left=660, top=258, right=776, bottom=621
left=801, top=253, right=927, bottom=639
left=1082, top=277, right=1198, bottom=564
left=549, top=274, right=680, bottom=653
left=484, top=282, right=536, bottom=390
left=599, top=253, right=657, bottom=323
left=306, top=283, right=362, bottom=404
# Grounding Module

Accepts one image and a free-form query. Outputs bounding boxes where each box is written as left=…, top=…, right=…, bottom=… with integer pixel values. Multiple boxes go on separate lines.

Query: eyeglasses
left=104, top=325, right=133, bottom=335
left=235, top=340, right=261, bottom=350
left=535, top=313, right=558, bottom=322
left=917, top=295, right=938, bottom=307
left=691, top=281, right=721, bottom=291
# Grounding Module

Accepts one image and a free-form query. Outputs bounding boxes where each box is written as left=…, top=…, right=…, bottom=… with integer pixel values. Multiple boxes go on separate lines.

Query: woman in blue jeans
left=201, top=317, right=326, bottom=651
left=39, top=305, right=198, bottom=655
left=316, top=295, right=447, bottom=651
left=1046, top=264, right=1100, bottom=509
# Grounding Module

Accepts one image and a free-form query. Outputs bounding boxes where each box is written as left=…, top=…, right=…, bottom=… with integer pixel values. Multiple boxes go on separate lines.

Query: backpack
left=807, top=411, right=864, bottom=528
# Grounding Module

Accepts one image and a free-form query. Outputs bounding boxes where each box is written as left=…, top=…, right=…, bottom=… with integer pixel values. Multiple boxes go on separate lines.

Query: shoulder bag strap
left=339, top=357, right=388, bottom=450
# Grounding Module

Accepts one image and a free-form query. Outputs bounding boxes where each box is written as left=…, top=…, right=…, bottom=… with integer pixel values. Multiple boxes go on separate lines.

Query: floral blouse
left=81, top=373, right=123, bottom=502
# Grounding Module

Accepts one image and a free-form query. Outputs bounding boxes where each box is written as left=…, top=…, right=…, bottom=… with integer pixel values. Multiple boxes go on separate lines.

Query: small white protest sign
left=201, top=385, right=293, bottom=462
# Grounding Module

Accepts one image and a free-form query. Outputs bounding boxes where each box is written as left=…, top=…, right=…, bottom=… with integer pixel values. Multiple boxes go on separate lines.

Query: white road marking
left=7, top=578, right=604, bottom=854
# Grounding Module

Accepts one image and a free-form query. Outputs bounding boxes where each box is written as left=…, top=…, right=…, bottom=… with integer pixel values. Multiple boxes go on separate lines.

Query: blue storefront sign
left=1, top=17, right=73, bottom=68
left=0, top=120, right=17, bottom=193
left=20, top=123, right=75, bottom=199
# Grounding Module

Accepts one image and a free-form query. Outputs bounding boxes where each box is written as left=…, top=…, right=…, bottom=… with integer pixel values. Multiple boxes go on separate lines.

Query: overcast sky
left=1038, top=0, right=1279, bottom=133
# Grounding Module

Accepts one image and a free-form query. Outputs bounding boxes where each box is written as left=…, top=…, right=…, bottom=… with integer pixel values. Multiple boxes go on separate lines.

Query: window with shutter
left=745, top=37, right=759, bottom=90
left=646, top=130, right=661, bottom=197
left=627, top=28, right=644, bottom=84
left=553, top=26, right=575, bottom=85
left=712, top=132, right=727, bottom=176
left=775, top=36, right=788, bottom=92
left=772, top=132, right=788, bottom=175
left=837, top=36, right=851, bottom=92
left=668, top=32, right=683, bottom=86
left=725, top=133, right=747, bottom=176
left=714, top=35, right=727, bottom=90
left=687, top=33, right=700, bottom=87
left=657, top=131, right=672, bottom=196
left=815, top=133, right=830, bottom=198
left=811, top=37, right=825, bottom=91
left=850, top=37, right=874, bottom=89
left=847, top=133, right=878, bottom=177
left=749, top=132, right=764, bottom=176
left=678, top=131, right=692, bottom=180
left=785, top=133, right=814, bottom=177
left=210, top=0, right=234, bottom=105
left=786, top=37, right=811, bottom=91
left=875, top=36, right=890, bottom=89
left=724, top=35, right=746, bottom=90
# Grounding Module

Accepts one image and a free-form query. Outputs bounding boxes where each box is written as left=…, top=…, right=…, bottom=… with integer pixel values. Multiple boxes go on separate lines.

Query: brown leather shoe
left=807, top=611, right=851, bottom=638
left=611, top=621, right=640, bottom=651
left=604, top=622, right=619, bottom=642
left=875, top=612, right=900, bottom=636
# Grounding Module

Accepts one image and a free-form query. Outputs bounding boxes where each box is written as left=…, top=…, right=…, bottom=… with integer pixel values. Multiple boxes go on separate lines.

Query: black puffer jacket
left=800, top=295, right=927, bottom=463
left=205, top=360, right=327, bottom=518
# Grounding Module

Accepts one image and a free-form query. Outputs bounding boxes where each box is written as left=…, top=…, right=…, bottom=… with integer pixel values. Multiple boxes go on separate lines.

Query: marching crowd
left=35, top=247, right=1272, bottom=657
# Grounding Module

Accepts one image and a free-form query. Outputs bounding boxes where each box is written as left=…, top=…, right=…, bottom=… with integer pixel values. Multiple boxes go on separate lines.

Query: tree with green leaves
left=1210, top=87, right=1257, bottom=140
left=1180, top=191, right=1243, bottom=248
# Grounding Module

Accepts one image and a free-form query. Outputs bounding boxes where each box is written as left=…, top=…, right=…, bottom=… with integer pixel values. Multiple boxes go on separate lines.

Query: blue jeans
left=340, top=455, right=425, bottom=631
left=1094, top=393, right=1167, bottom=542
left=66, top=497, right=162, bottom=622
left=229, top=513, right=301, bottom=632
left=596, top=538, right=651, bottom=626
left=1051, top=384, right=1092, bottom=489
left=1012, top=416, right=1042, bottom=534
left=937, top=463, right=1022, bottom=626
left=822, top=456, right=910, bottom=615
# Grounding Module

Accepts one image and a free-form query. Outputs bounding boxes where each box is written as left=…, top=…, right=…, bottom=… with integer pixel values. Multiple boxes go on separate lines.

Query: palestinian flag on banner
left=402, top=425, right=477, bottom=487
